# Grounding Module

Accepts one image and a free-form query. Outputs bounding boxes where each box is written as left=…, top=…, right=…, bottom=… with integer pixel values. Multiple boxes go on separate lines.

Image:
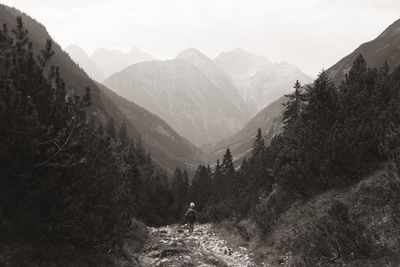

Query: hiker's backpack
left=186, top=209, right=196, bottom=223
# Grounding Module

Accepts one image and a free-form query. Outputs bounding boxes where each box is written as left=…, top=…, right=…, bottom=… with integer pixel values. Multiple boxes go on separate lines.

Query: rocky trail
left=138, top=224, right=256, bottom=267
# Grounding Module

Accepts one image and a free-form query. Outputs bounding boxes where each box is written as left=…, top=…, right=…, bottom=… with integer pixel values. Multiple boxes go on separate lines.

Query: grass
left=212, top=165, right=400, bottom=266
left=251, top=165, right=400, bottom=266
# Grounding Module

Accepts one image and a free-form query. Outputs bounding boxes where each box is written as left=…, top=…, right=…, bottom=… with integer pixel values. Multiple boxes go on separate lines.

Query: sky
left=2, top=0, right=400, bottom=77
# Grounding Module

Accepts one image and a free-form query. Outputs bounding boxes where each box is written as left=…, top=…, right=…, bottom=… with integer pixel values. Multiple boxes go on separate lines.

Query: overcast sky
left=3, top=0, right=400, bottom=76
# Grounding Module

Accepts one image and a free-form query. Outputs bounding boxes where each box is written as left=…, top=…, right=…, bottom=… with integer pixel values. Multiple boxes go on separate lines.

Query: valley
left=2, top=1, right=400, bottom=267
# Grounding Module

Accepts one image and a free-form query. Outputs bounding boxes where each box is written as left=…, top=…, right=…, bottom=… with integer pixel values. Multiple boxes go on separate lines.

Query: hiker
left=184, top=202, right=196, bottom=233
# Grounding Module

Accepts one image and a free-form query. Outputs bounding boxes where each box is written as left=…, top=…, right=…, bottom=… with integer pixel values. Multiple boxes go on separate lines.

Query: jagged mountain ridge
left=176, top=48, right=253, bottom=117
left=0, top=4, right=201, bottom=171
left=104, top=54, right=251, bottom=147
left=209, top=17, right=400, bottom=166
left=90, top=46, right=154, bottom=79
left=65, top=45, right=154, bottom=81
left=65, top=44, right=105, bottom=81
left=214, top=48, right=313, bottom=114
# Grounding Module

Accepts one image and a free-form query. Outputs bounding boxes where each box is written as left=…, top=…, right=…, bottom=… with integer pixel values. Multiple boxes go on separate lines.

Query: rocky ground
left=138, top=224, right=255, bottom=267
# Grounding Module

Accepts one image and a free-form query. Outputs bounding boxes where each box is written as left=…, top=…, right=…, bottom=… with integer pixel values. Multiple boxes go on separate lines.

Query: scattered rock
left=156, top=258, right=170, bottom=266
left=138, top=224, right=254, bottom=266
left=147, top=251, right=160, bottom=258
left=160, top=248, right=190, bottom=258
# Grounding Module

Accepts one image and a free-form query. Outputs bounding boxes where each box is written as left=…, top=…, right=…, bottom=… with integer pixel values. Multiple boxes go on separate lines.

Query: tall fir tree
left=282, top=80, right=306, bottom=130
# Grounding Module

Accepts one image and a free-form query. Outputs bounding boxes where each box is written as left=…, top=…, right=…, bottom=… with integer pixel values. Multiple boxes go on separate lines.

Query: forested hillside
left=99, top=84, right=202, bottom=171
left=327, top=18, right=400, bottom=84
left=3, top=1, right=400, bottom=266
left=0, top=17, right=189, bottom=266
left=0, top=4, right=201, bottom=172
left=210, top=16, right=400, bottom=171
left=189, top=56, right=400, bottom=265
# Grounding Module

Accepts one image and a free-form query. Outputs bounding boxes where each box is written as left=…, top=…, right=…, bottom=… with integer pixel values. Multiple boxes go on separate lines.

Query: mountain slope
left=205, top=96, right=286, bottom=164
left=215, top=49, right=313, bottom=113
left=99, top=84, right=202, bottom=170
left=327, top=18, right=400, bottom=84
left=90, top=46, right=154, bottom=79
left=210, top=18, right=400, bottom=165
left=0, top=4, right=200, bottom=171
left=104, top=58, right=250, bottom=146
left=0, top=4, right=131, bottom=133
left=65, top=44, right=105, bottom=81
left=176, top=48, right=252, bottom=117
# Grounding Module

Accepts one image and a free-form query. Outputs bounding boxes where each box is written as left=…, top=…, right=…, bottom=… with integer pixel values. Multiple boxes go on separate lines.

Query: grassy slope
left=251, top=165, right=400, bottom=266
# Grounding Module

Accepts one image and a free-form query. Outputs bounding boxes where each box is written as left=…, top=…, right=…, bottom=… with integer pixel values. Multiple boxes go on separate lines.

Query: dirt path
left=138, top=224, right=255, bottom=266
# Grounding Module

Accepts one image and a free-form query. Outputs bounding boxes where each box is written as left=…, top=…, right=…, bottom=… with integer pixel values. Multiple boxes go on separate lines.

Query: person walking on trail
left=184, top=202, right=196, bottom=233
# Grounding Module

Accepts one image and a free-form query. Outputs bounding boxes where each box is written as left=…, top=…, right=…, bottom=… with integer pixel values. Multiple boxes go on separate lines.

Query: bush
left=253, top=186, right=295, bottom=234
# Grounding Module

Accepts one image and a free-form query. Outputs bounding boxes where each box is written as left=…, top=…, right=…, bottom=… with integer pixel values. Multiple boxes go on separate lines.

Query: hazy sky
left=3, top=0, right=400, bottom=76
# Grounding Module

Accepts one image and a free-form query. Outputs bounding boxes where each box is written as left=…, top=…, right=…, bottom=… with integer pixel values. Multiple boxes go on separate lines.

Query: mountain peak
left=65, top=44, right=88, bottom=58
left=216, top=48, right=271, bottom=66
left=232, top=47, right=248, bottom=55
left=176, top=47, right=210, bottom=61
left=220, top=47, right=255, bottom=57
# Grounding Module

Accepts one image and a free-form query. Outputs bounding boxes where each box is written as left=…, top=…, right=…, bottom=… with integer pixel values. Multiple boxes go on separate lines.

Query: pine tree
left=190, top=165, right=212, bottom=212
left=252, top=128, right=265, bottom=157
left=221, top=148, right=235, bottom=176
left=171, top=167, right=189, bottom=218
left=282, top=80, right=306, bottom=130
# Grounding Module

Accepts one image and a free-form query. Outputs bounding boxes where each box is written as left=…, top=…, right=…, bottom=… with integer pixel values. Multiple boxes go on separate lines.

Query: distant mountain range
left=104, top=49, right=251, bottom=147
left=65, top=45, right=154, bottom=81
left=8, top=0, right=313, bottom=170
left=103, top=48, right=311, bottom=147
left=208, top=17, right=400, bottom=165
left=215, top=48, right=313, bottom=114
left=0, top=4, right=201, bottom=172
left=66, top=45, right=106, bottom=81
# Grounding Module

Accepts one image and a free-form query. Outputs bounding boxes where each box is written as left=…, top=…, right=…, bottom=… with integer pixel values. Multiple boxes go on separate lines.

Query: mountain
left=65, top=44, right=105, bottom=81
left=90, top=46, right=154, bottom=79
left=209, top=18, right=400, bottom=165
left=327, top=18, right=400, bottom=84
left=204, top=96, right=286, bottom=164
left=104, top=52, right=251, bottom=147
left=0, top=4, right=127, bottom=133
left=0, top=4, right=200, bottom=171
left=176, top=48, right=252, bottom=117
left=215, top=48, right=313, bottom=114
left=99, top=84, right=202, bottom=170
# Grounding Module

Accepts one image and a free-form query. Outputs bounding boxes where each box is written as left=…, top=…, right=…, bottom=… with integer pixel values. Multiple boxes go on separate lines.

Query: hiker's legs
left=189, top=223, right=194, bottom=233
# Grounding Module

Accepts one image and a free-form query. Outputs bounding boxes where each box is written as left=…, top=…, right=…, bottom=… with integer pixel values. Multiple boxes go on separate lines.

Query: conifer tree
left=221, top=148, right=235, bottom=176
left=252, top=128, right=265, bottom=157
left=190, top=165, right=212, bottom=211
left=282, top=80, right=306, bottom=130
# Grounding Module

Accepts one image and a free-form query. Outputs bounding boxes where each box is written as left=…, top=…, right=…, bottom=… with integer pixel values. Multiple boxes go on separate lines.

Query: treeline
left=189, top=55, right=400, bottom=230
left=178, top=129, right=273, bottom=222
left=0, top=18, right=179, bottom=251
